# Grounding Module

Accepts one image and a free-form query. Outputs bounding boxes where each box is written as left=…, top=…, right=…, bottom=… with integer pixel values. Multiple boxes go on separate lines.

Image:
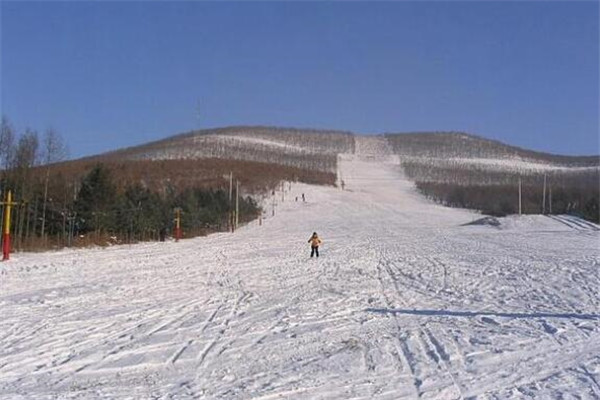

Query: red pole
left=2, top=231, right=10, bottom=261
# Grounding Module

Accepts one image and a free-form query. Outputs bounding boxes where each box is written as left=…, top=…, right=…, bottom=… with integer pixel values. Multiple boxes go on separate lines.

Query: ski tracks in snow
left=374, top=244, right=465, bottom=399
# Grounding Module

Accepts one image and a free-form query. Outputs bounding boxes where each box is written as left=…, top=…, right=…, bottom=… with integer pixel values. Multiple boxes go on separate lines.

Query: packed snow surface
left=1, top=147, right=599, bottom=399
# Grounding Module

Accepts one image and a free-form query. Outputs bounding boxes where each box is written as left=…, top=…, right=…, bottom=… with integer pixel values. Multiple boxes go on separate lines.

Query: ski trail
left=376, top=252, right=465, bottom=399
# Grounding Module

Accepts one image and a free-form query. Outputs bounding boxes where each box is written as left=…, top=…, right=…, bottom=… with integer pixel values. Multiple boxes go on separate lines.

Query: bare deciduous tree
left=41, top=128, right=69, bottom=239
left=0, top=116, right=15, bottom=175
left=13, top=128, right=39, bottom=171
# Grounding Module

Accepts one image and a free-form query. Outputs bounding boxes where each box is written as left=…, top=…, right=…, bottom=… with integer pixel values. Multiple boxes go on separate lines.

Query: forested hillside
left=385, top=132, right=599, bottom=221
left=385, top=132, right=598, bottom=166
left=0, top=119, right=338, bottom=251
left=97, top=126, right=356, bottom=173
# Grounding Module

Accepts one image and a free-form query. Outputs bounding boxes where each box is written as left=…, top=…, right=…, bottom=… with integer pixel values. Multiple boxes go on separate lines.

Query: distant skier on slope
left=308, top=232, right=322, bottom=258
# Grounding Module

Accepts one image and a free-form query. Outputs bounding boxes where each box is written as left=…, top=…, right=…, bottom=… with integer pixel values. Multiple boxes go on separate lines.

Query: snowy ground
left=1, top=142, right=599, bottom=399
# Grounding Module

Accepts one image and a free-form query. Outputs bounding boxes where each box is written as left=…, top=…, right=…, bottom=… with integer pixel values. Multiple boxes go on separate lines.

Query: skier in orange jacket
left=308, top=232, right=322, bottom=258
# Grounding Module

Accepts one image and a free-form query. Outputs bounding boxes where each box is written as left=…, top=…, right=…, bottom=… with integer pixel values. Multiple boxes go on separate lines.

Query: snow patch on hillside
left=209, top=134, right=309, bottom=153
left=403, top=156, right=599, bottom=174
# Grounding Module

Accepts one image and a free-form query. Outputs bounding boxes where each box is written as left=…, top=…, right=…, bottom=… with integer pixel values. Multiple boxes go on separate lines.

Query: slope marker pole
left=518, top=177, right=522, bottom=215
left=235, top=180, right=239, bottom=230
left=229, top=171, right=233, bottom=232
left=174, top=208, right=182, bottom=242
left=2, top=191, right=16, bottom=261
left=542, top=173, right=547, bottom=214
left=549, top=184, right=552, bottom=214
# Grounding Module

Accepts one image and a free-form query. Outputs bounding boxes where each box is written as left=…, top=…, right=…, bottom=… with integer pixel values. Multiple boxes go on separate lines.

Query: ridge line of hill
left=77, top=125, right=597, bottom=163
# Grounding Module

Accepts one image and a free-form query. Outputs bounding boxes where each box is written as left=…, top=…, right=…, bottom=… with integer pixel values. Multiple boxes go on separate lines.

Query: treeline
left=101, top=126, right=356, bottom=173
left=70, top=164, right=259, bottom=244
left=402, top=160, right=599, bottom=222
left=402, top=160, right=599, bottom=187
left=416, top=181, right=599, bottom=223
left=0, top=117, right=70, bottom=250
left=1, top=160, right=260, bottom=250
left=383, top=131, right=599, bottom=223
left=385, top=132, right=598, bottom=166
left=50, top=158, right=336, bottom=196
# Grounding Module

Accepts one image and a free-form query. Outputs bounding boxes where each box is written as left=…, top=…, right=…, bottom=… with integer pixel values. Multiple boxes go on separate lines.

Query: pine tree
left=74, top=164, right=117, bottom=235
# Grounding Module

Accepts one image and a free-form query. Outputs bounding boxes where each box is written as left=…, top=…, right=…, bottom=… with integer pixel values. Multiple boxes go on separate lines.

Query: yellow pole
left=3, top=191, right=13, bottom=260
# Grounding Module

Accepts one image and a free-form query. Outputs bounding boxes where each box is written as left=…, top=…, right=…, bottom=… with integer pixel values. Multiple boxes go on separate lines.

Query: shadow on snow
left=366, top=308, right=600, bottom=320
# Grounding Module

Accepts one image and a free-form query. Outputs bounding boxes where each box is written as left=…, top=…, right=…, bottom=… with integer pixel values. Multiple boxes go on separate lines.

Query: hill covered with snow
left=2, top=139, right=599, bottom=399
left=97, top=126, right=356, bottom=173
left=90, top=126, right=598, bottom=177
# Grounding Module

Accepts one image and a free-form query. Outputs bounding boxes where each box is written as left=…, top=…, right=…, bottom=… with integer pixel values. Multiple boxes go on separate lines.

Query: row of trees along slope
left=0, top=120, right=341, bottom=251
left=99, top=126, right=356, bottom=173
left=385, top=132, right=599, bottom=222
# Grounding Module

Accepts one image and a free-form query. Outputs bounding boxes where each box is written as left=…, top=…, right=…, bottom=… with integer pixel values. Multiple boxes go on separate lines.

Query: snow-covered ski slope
left=2, top=138, right=599, bottom=399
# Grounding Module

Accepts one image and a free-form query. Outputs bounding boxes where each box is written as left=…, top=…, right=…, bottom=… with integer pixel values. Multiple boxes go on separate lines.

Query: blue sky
left=1, top=1, right=598, bottom=158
